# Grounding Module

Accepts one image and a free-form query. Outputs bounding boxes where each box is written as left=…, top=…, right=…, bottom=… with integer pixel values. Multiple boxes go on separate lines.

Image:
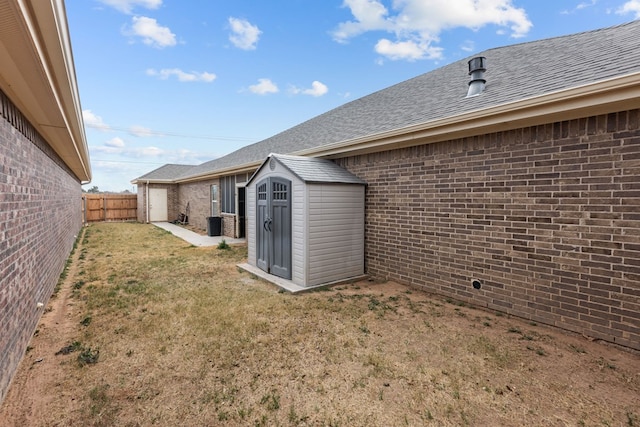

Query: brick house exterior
left=0, top=1, right=90, bottom=405
left=133, top=22, right=640, bottom=350
left=334, top=110, right=640, bottom=349
left=178, top=179, right=218, bottom=232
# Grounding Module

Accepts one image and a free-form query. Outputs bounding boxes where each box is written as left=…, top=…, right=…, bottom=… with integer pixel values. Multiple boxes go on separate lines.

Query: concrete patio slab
left=153, top=222, right=245, bottom=247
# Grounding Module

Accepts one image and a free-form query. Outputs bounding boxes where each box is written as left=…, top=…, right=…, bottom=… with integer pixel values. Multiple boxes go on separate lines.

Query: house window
left=211, top=184, right=219, bottom=216
left=221, top=176, right=236, bottom=214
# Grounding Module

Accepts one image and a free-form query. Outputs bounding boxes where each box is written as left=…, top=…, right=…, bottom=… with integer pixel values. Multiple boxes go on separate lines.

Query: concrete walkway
left=153, top=222, right=245, bottom=247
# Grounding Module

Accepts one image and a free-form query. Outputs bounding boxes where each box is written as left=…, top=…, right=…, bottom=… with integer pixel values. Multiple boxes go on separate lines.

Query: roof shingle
left=134, top=20, right=640, bottom=183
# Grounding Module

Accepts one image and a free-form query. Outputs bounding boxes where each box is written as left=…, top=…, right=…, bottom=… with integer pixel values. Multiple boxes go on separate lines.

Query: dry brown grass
left=1, top=222, right=639, bottom=426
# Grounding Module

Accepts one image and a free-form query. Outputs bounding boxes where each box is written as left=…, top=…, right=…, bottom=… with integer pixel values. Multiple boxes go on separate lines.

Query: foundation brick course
left=0, top=93, right=83, bottom=403
left=336, top=109, right=640, bottom=351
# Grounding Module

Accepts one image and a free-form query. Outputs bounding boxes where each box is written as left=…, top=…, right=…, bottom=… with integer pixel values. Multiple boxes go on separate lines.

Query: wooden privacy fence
left=82, top=194, right=137, bottom=223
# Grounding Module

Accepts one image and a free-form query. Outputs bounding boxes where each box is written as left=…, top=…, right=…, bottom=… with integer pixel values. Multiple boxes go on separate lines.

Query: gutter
left=146, top=180, right=150, bottom=223
left=14, top=0, right=92, bottom=182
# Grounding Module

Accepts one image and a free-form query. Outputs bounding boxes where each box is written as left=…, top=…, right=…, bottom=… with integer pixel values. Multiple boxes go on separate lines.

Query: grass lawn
left=1, top=222, right=638, bottom=426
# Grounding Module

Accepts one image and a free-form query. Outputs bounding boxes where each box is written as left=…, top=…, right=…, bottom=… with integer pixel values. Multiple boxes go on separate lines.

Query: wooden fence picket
left=82, top=194, right=137, bottom=223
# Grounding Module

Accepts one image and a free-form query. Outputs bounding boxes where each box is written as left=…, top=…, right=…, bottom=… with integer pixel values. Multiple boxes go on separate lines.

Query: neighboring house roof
left=133, top=164, right=196, bottom=183
left=247, top=154, right=366, bottom=186
left=134, top=20, right=640, bottom=185
left=0, top=0, right=90, bottom=182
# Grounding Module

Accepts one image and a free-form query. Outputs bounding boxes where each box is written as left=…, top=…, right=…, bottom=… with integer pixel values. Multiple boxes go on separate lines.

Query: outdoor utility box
left=207, top=216, right=222, bottom=236
left=246, top=153, right=366, bottom=288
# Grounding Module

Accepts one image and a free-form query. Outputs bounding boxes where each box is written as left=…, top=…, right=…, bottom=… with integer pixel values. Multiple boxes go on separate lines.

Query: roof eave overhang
left=130, top=178, right=177, bottom=185
left=176, top=163, right=261, bottom=184
left=0, top=0, right=90, bottom=182
left=300, top=72, right=640, bottom=159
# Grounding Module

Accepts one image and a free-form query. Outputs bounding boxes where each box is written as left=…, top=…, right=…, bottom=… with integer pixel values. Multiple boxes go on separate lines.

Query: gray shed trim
left=247, top=154, right=366, bottom=186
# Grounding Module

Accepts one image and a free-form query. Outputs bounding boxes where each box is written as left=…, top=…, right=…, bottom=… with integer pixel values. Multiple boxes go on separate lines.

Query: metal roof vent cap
left=466, top=56, right=486, bottom=98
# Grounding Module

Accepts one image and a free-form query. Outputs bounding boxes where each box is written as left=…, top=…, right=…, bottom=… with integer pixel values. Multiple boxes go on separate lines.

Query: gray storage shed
left=246, top=154, right=366, bottom=289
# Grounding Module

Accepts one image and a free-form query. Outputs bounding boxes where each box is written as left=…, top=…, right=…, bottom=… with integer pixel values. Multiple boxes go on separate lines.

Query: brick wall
left=221, top=213, right=233, bottom=237
left=335, top=109, right=640, bottom=350
left=136, top=184, right=145, bottom=223
left=136, top=183, right=178, bottom=223
left=0, top=99, right=83, bottom=403
left=179, top=179, right=217, bottom=232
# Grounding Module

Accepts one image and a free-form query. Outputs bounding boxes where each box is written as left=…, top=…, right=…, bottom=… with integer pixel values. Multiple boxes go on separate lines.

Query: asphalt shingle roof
left=134, top=164, right=195, bottom=181
left=134, top=20, right=640, bottom=183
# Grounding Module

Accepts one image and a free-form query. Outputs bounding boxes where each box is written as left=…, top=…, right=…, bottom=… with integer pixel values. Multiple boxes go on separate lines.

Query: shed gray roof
left=248, top=154, right=366, bottom=185
left=134, top=20, right=640, bottom=183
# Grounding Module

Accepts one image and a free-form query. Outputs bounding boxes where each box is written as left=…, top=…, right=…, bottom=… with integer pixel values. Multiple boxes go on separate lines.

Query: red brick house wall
left=336, top=109, right=640, bottom=350
left=179, top=179, right=218, bottom=232
left=0, top=96, right=83, bottom=403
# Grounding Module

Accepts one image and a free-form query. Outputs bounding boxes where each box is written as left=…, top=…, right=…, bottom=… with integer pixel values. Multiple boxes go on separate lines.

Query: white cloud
left=375, top=38, right=442, bottom=61
left=228, top=17, right=262, bottom=50
left=98, top=0, right=162, bottom=14
left=93, top=144, right=164, bottom=157
left=618, top=0, right=640, bottom=17
left=83, top=110, right=110, bottom=131
left=105, top=137, right=125, bottom=148
left=460, top=39, right=475, bottom=52
left=128, top=16, right=176, bottom=48
left=561, top=0, right=598, bottom=14
left=129, top=125, right=156, bottom=137
left=332, top=0, right=532, bottom=61
left=290, top=81, right=329, bottom=97
left=142, top=146, right=164, bottom=157
left=146, top=68, right=216, bottom=82
left=332, top=0, right=393, bottom=41
left=249, top=78, right=279, bottom=95
left=576, top=0, right=597, bottom=10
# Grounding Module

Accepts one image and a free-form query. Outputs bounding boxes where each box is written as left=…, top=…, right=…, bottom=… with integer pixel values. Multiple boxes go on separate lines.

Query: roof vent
left=466, top=56, right=486, bottom=98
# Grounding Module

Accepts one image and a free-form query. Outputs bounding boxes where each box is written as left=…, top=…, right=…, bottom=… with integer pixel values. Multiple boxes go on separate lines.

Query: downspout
left=146, top=180, right=150, bottom=223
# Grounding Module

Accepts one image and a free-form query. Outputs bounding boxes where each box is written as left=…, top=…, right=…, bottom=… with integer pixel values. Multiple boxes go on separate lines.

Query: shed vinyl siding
left=292, top=180, right=306, bottom=286
left=247, top=184, right=256, bottom=267
left=307, top=185, right=365, bottom=286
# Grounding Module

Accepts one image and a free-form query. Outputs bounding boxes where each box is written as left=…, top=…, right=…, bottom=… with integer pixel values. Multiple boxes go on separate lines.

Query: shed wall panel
left=292, top=181, right=306, bottom=286
left=247, top=185, right=256, bottom=266
left=307, top=185, right=364, bottom=286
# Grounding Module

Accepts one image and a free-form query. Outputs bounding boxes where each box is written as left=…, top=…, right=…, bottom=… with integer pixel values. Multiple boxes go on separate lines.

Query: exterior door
left=256, top=177, right=291, bottom=279
left=148, top=188, right=168, bottom=222
left=237, top=186, right=246, bottom=238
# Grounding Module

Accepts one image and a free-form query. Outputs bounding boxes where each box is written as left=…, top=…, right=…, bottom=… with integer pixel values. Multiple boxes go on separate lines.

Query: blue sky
left=65, top=0, right=640, bottom=192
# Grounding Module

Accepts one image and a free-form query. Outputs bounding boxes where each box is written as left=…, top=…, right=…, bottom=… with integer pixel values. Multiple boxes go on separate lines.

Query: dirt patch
left=1, top=223, right=638, bottom=426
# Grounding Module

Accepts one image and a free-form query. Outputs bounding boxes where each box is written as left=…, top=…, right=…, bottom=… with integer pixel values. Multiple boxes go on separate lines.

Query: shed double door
left=256, top=177, right=292, bottom=279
